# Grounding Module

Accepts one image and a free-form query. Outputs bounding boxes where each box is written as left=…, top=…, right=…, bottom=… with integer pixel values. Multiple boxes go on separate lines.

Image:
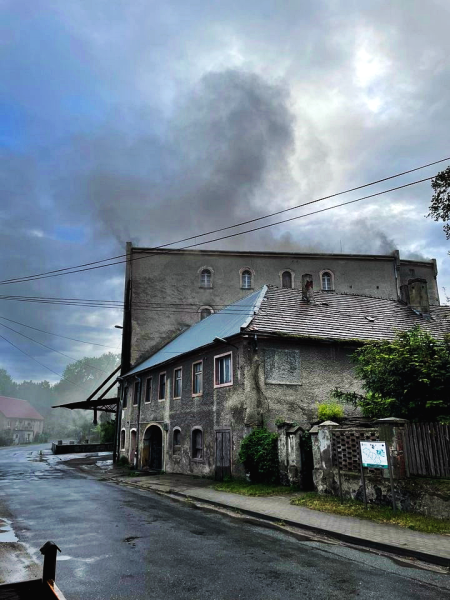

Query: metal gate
left=215, top=430, right=231, bottom=481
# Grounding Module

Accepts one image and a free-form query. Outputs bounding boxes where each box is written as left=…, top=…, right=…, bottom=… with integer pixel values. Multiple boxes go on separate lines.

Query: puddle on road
left=0, top=518, right=18, bottom=542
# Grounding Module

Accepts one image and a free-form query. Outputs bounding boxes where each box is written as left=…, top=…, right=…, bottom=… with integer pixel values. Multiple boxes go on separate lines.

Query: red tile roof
left=0, top=396, right=44, bottom=420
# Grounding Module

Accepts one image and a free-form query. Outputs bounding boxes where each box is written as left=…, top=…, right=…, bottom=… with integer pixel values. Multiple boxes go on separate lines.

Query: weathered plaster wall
left=126, top=248, right=439, bottom=367
left=254, top=339, right=362, bottom=429
left=119, top=337, right=362, bottom=479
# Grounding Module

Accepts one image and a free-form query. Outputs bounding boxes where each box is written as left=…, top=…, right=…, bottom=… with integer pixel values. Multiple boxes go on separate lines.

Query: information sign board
left=360, top=441, right=388, bottom=469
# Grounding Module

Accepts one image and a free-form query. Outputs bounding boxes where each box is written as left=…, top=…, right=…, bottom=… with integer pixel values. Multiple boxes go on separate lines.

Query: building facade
left=118, top=283, right=449, bottom=480
left=121, top=246, right=440, bottom=373
left=0, top=396, right=44, bottom=444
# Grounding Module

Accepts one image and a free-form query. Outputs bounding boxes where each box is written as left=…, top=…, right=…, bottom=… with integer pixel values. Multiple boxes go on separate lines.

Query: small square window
left=158, top=373, right=166, bottom=400
left=214, top=353, right=232, bottom=387
left=192, top=361, right=203, bottom=395
left=173, top=367, right=182, bottom=399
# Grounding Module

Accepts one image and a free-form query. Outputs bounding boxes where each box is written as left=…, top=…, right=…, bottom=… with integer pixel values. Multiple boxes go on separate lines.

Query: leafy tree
left=429, top=166, right=450, bottom=240
left=332, top=326, right=450, bottom=423
left=53, top=352, right=120, bottom=403
left=0, top=368, right=18, bottom=397
left=96, top=420, right=116, bottom=443
left=239, top=427, right=279, bottom=483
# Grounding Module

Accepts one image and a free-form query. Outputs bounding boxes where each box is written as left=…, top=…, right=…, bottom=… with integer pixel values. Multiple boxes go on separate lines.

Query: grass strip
left=212, top=480, right=299, bottom=497
left=290, top=492, right=450, bottom=534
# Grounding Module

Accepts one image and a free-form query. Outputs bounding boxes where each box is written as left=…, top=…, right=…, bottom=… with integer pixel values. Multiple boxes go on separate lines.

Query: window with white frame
left=200, top=269, right=212, bottom=288
left=214, top=352, right=232, bottom=387
left=321, top=271, right=332, bottom=291
left=173, top=367, right=182, bottom=398
left=144, top=377, right=152, bottom=403
left=192, top=428, right=203, bottom=459
left=158, top=373, right=166, bottom=400
left=241, top=269, right=252, bottom=289
left=192, top=361, right=203, bottom=395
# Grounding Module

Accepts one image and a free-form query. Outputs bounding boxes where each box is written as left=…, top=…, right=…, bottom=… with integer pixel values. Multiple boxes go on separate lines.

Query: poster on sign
left=360, top=441, right=389, bottom=469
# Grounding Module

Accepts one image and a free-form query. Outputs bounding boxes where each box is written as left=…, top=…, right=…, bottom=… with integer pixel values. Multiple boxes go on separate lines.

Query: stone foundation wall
left=313, top=467, right=450, bottom=519
left=311, top=419, right=450, bottom=520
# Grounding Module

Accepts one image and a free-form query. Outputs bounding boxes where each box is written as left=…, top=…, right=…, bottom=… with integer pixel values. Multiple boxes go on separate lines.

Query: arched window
left=120, top=429, right=126, bottom=450
left=173, top=429, right=181, bottom=455
left=241, top=270, right=252, bottom=289
left=200, top=269, right=212, bottom=288
left=192, top=428, right=203, bottom=460
left=281, top=270, right=293, bottom=289
left=321, top=271, right=332, bottom=291
left=199, top=306, right=213, bottom=320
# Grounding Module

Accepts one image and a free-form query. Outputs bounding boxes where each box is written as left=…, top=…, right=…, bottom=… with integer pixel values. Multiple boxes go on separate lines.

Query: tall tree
left=429, top=166, right=450, bottom=240
left=0, top=368, right=18, bottom=397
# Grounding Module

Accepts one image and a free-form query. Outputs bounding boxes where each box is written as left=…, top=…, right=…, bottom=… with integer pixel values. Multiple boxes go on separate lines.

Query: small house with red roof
left=0, top=396, right=44, bottom=444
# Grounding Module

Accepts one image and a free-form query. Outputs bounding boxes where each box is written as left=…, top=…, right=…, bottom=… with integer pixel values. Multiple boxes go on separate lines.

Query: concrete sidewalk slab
left=113, top=474, right=450, bottom=567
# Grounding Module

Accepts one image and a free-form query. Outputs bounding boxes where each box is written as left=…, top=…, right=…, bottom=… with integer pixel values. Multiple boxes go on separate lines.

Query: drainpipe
left=134, top=376, right=142, bottom=469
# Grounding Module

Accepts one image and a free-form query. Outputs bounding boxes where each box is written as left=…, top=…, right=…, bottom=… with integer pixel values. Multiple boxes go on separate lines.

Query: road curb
left=157, top=489, right=450, bottom=569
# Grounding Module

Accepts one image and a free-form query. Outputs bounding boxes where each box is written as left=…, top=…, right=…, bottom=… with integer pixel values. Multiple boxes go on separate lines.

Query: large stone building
left=0, top=396, right=44, bottom=444
left=120, top=245, right=440, bottom=373
left=118, top=280, right=449, bottom=481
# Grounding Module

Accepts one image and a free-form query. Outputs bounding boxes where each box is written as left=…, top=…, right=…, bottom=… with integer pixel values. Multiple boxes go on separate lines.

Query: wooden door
left=215, top=430, right=231, bottom=481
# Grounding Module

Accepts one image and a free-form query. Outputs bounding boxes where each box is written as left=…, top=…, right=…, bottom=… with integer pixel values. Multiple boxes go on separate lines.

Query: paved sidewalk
left=111, top=473, right=450, bottom=567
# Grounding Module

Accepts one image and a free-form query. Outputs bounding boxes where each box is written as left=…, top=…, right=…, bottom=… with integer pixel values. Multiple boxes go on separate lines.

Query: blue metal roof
left=124, top=286, right=267, bottom=377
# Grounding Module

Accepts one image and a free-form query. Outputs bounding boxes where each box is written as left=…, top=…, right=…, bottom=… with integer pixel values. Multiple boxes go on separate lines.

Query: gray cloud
left=1, top=0, right=450, bottom=384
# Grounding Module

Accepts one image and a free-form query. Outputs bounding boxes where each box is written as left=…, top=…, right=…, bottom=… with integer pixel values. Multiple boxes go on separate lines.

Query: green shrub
left=318, top=402, right=344, bottom=422
left=239, top=427, right=279, bottom=484
left=117, top=455, right=129, bottom=467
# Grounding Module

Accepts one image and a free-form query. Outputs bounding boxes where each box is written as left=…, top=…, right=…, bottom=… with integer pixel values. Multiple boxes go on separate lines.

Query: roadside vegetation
left=291, top=492, right=450, bottom=534
left=213, top=480, right=299, bottom=496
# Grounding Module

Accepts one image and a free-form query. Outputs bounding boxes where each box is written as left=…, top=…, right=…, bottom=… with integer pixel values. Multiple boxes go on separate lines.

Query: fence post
left=376, top=417, right=409, bottom=480
left=40, top=541, right=61, bottom=583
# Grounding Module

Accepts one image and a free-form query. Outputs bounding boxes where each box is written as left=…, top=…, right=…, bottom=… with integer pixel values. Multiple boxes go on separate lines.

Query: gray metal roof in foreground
left=124, top=286, right=267, bottom=377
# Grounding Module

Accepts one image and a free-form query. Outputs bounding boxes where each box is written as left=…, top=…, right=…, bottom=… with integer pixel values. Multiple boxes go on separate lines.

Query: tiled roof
left=124, top=287, right=267, bottom=376
left=245, top=286, right=450, bottom=342
left=0, top=396, right=44, bottom=420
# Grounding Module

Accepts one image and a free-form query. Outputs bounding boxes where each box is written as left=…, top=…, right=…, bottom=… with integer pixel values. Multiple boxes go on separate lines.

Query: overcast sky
left=0, top=0, right=449, bottom=385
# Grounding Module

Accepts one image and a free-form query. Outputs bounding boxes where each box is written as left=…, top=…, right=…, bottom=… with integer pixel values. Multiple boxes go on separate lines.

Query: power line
left=0, top=321, right=114, bottom=375
left=0, top=331, right=90, bottom=392
left=0, top=294, right=257, bottom=308
left=0, top=157, right=447, bottom=286
left=0, top=315, right=120, bottom=348
left=0, top=174, right=436, bottom=295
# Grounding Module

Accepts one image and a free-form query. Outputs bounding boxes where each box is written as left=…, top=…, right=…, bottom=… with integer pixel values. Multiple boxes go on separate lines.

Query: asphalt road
left=0, top=444, right=449, bottom=600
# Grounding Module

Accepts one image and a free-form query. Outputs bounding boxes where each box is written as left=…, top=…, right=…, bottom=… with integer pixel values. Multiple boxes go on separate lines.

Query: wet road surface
left=0, top=444, right=449, bottom=600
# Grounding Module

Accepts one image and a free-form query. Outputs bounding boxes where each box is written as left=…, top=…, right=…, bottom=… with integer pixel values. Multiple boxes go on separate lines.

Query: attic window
left=200, top=269, right=212, bottom=288
left=365, top=316, right=375, bottom=322
left=281, top=271, right=293, bottom=288
left=241, top=270, right=252, bottom=289
left=321, top=272, right=332, bottom=291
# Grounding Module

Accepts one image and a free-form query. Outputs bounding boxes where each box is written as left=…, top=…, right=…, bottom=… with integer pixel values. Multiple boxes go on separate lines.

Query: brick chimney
left=302, top=274, right=314, bottom=303
left=402, top=278, right=430, bottom=317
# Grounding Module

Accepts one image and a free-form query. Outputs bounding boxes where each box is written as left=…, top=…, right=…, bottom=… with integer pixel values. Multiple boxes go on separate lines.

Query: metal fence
left=404, top=423, right=450, bottom=478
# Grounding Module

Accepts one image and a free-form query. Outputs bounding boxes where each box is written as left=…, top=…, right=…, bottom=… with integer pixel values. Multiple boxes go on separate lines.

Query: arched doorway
left=142, top=425, right=163, bottom=470
left=129, top=430, right=137, bottom=467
